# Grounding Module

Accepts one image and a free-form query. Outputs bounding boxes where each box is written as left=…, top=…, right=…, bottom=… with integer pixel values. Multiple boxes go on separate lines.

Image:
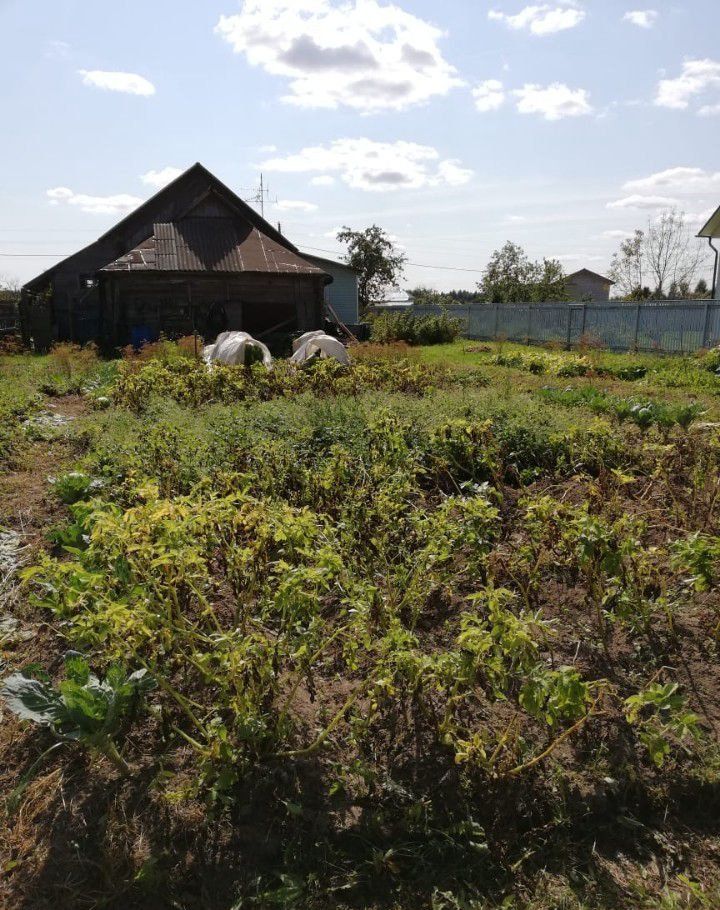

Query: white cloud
left=655, top=59, right=720, bottom=111
left=275, top=199, right=319, bottom=212
left=603, top=229, right=634, bottom=239
left=310, top=175, right=336, bottom=186
left=684, top=208, right=715, bottom=226
left=260, top=138, right=473, bottom=192
left=623, top=10, right=658, bottom=28
left=78, top=69, right=156, bottom=96
left=488, top=4, right=585, bottom=36
left=699, top=103, right=720, bottom=117
left=258, top=144, right=278, bottom=153
left=140, top=167, right=183, bottom=189
left=47, top=187, right=144, bottom=215
left=473, top=79, right=505, bottom=112
left=556, top=253, right=604, bottom=262
left=323, top=227, right=343, bottom=239
left=623, top=166, right=720, bottom=194
left=437, top=159, right=474, bottom=186
left=215, top=0, right=463, bottom=112
left=607, top=194, right=679, bottom=210
left=46, top=40, right=70, bottom=60
left=513, top=82, right=592, bottom=119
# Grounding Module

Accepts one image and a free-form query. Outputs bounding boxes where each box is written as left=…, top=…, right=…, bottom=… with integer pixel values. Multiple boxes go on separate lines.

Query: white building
left=698, top=208, right=720, bottom=299
left=303, top=254, right=359, bottom=326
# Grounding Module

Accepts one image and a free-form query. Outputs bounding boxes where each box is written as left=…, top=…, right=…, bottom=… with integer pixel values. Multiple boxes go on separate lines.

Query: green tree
left=337, top=225, right=407, bottom=313
left=694, top=278, right=709, bottom=298
left=478, top=242, right=567, bottom=302
left=407, top=286, right=478, bottom=306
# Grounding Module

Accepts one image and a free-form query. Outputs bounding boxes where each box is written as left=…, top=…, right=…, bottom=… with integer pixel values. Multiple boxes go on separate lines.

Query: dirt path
left=0, top=395, right=88, bottom=548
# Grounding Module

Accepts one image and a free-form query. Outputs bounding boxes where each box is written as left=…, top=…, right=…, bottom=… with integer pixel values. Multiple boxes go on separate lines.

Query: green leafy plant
left=625, top=680, right=701, bottom=768
left=50, top=471, right=100, bottom=504
left=672, top=533, right=720, bottom=592
left=370, top=311, right=461, bottom=346
left=1, top=653, right=155, bottom=774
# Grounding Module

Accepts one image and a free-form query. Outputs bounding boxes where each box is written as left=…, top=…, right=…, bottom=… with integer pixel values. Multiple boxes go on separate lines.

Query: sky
left=1, top=0, right=719, bottom=292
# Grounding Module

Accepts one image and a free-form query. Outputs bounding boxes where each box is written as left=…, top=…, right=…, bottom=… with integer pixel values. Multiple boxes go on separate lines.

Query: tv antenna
left=244, top=173, right=276, bottom=219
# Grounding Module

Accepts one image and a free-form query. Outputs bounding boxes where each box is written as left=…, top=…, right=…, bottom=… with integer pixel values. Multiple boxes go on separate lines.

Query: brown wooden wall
left=97, top=272, right=323, bottom=348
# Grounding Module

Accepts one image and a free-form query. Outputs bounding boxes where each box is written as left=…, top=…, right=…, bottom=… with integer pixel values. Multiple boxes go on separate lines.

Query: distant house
left=566, top=269, right=614, bottom=302
left=698, top=207, right=720, bottom=299
left=303, top=254, right=359, bottom=326
left=372, top=289, right=413, bottom=309
left=20, top=163, right=332, bottom=351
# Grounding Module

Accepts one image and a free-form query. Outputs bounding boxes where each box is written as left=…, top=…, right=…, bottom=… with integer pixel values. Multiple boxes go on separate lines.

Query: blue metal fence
left=401, top=300, right=720, bottom=354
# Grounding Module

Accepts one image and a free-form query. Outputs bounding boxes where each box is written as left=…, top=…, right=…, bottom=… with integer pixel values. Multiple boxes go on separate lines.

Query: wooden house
left=566, top=269, right=614, bottom=303
left=20, top=163, right=331, bottom=351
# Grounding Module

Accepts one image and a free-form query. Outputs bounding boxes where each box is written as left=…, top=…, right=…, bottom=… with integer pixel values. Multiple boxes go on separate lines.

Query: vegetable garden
left=1, top=340, right=719, bottom=909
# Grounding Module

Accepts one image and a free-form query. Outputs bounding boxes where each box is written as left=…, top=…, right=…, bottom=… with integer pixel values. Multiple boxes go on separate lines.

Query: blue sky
left=1, top=0, right=719, bottom=291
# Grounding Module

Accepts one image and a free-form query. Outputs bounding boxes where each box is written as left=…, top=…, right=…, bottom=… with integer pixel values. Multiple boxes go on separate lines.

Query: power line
left=0, top=245, right=486, bottom=275
left=298, top=244, right=486, bottom=274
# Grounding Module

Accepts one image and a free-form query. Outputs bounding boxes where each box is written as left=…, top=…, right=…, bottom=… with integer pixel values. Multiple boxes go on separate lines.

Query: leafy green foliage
left=538, top=385, right=705, bottom=429
left=112, top=357, right=442, bottom=411
left=625, top=682, right=701, bottom=767
left=1, top=654, right=155, bottom=773
left=370, top=311, right=461, bottom=345
left=701, top=345, right=720, bottom=374
left=50, top=471, right=99, bottom=504
left=336, top=224, right=407, bottom=312
left=478, top=241, right=567, bottom=303
left=3, top=341, right=718, bottom=907
left=672, top=533, right=720, bottom=591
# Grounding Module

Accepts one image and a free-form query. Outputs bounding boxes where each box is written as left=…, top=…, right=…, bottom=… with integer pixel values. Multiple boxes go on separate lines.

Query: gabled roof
left=24, top=163, right=327, bottom=289
left=104, top=219, right=326, bottom=276
left=698, top=204, right=720, bottom=238
left=567, top=268, right=614, bottom=285
left=303, top=253, right=360, bottom=274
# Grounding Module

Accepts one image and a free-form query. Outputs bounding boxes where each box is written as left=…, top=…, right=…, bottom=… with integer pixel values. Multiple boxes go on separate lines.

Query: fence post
left=526, top=304, right=532, bottom=344
left=702, top=302, right=711, bottom=349
left=565, top=304, right=572, bottom=350
left=494, top=303, right=499, bottom=340
left=633, top=303, right=641, bottom=352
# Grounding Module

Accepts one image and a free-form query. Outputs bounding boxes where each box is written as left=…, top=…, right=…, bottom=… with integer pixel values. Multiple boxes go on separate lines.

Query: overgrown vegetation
left=370, top=310, right=461, bottom=346
left=1, top=339, right=720, bottom=909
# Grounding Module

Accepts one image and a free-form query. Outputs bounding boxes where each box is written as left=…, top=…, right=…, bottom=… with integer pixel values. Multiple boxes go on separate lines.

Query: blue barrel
left=131, top=325, right=156, bottom=348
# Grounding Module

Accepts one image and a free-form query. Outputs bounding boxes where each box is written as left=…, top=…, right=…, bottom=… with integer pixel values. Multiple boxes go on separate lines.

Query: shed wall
left=566, top=275, right=612, bottom=302
left=305, top=257, right=359, bottom=324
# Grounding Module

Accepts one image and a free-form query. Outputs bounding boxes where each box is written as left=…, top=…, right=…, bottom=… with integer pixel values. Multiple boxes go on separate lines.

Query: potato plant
left=3, top=340, right=720, bottom=909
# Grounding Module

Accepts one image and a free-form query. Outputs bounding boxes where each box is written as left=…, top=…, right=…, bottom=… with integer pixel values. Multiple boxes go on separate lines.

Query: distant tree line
left=336, top=213, right=713, bottom=314
left=0, top=275, right=20, bottom=317
left=409, top=242, right=568, bottom=306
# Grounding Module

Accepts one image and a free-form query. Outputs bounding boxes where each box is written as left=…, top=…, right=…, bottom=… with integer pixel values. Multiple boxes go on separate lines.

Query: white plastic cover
left=289, top=333, right=350, bottom=366
left=203, top=331, right=273, bottom=368
left=292, top=330, right=325, bottom=353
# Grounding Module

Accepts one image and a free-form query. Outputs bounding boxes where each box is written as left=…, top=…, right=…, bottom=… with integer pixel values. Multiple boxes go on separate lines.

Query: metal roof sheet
left=567, top=268, right=614, bottom=284
left=103, top=236, right=157, bottom=272
left=104, top=218, right=327, bottom=276
left=303, top=253, right=360, bottom=274
left=698, top=204, right=720, bottom=238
